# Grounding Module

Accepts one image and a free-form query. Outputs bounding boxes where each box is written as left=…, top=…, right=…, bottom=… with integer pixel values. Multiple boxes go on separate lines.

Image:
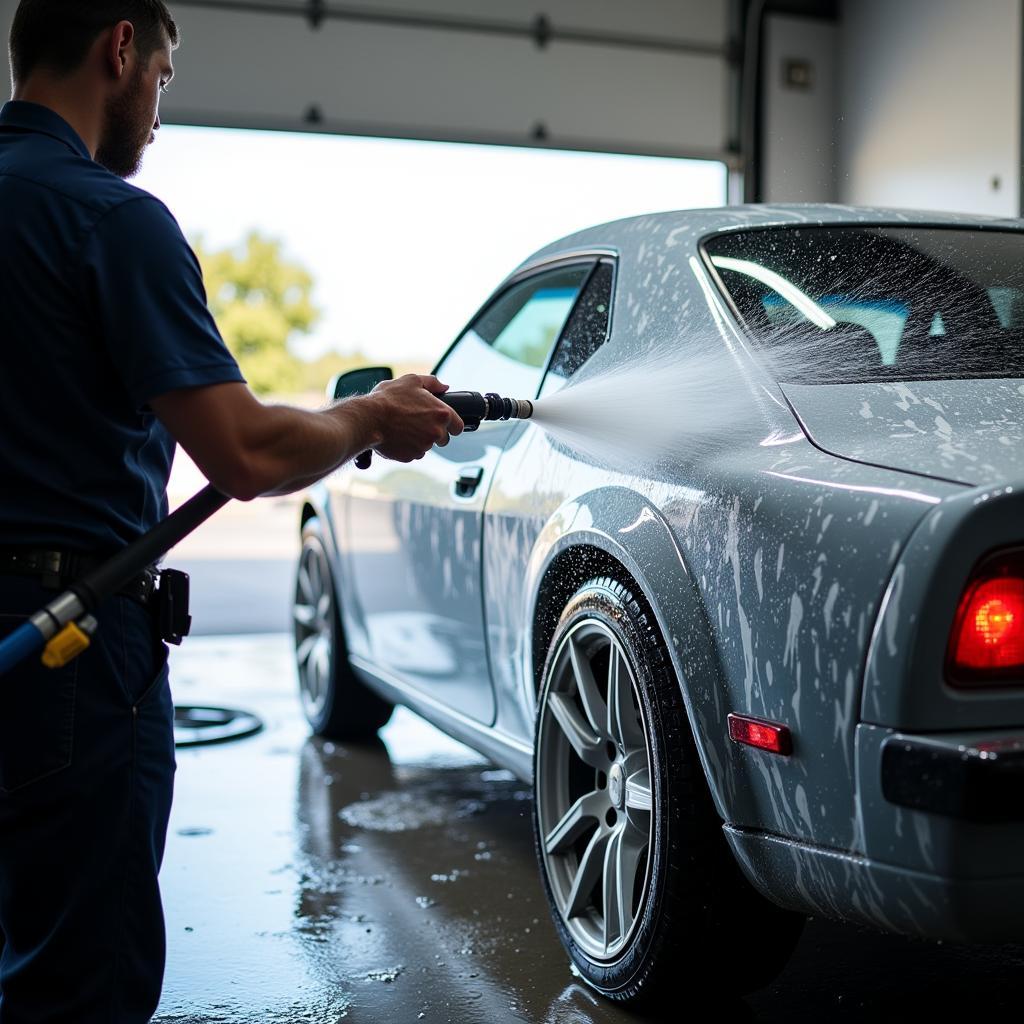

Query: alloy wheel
left=294, top=537, right=334, bottom=722
left=536, top=619, right=654, bottom=962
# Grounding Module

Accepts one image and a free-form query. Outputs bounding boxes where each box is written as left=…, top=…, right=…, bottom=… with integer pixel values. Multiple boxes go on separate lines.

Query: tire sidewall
left=296, top=517, right=394, bottom=740
left=297, top=519, right=342, bottom=735
left=532, top=576, right=672, bottom=1000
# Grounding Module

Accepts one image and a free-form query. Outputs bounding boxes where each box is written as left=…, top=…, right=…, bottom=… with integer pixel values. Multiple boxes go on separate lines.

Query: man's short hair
left=10, top=0, right=179, bottom=83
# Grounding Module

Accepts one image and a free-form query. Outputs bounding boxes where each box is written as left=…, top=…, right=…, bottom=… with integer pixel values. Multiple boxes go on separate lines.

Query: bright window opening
left=135, top=126, right=727, bottom=387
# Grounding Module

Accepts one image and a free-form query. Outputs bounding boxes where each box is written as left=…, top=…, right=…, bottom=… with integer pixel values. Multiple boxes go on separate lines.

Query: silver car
left=293, top=205, right=1024, bottom=1004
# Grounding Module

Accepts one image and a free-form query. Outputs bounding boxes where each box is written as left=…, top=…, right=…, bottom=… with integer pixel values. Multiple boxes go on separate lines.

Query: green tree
left=194, top=231, right=321, bottom=395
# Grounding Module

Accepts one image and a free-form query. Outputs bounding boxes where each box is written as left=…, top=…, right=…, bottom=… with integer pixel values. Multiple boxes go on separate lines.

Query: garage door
left=0, top=0, right=732, bottom=159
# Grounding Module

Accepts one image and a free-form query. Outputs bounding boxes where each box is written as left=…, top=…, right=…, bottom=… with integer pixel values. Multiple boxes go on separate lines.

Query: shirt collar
left=0, top=101, right=91, bottom=160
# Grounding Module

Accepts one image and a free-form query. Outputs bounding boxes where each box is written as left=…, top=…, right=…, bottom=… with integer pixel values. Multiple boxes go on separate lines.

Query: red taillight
left=727, top=713, right=792, bottom=755
left=948, top=553, right=1024, bottom=685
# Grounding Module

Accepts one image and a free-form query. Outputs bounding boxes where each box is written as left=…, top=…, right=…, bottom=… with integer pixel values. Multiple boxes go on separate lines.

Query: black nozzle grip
left=442, top=391, right=487, bottom=424
left=442, top=391, right=486, bottom=431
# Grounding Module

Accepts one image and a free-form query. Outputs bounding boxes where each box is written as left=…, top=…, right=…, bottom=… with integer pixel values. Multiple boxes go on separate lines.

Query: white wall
left=837, top=0, right=1021, bottom=216
left=0, top=0, right=733, bottom=160
left=762, top=13, right=838, bottom=202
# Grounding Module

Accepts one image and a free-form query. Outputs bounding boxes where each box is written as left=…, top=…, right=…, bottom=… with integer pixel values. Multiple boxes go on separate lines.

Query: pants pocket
left=0, top=613, right=78, bottom=794
left=115, top=596, right=168, bottom=709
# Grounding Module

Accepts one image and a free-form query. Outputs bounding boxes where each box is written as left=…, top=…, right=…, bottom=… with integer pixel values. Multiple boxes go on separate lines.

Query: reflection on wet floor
left=157, top=636, right=1024, bottom=1023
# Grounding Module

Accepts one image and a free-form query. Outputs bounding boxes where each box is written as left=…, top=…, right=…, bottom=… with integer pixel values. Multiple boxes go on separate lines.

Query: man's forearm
left=153, top=376, right=459, bottom=502
left=152, top=384, right=382, bottom=501
left=238, top=398, right=381, bottom=498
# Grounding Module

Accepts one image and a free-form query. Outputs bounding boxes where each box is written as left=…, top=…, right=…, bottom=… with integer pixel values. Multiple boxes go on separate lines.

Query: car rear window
left=704, top=225, right=1024, bottom=383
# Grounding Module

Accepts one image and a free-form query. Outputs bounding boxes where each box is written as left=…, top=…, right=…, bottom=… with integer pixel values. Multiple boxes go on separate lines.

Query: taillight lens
left=948, top=551, right=1024, bottom=686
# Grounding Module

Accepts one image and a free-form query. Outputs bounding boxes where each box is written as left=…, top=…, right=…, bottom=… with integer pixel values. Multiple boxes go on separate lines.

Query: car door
left=480, top=259, right=618, bottom=737
left=344, top=262, right=593, bottom=724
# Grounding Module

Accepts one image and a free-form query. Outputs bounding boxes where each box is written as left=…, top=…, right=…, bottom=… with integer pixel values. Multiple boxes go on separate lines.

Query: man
left=0, top=2, right=464, bottom=1021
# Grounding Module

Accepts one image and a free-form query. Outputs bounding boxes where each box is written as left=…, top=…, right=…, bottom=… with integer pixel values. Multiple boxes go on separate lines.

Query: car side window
left=540, top=261, right=614, bottom=397
left=436, top=265, right=591, bottom=398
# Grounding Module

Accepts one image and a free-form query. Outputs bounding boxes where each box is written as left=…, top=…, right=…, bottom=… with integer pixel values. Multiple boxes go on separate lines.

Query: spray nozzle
left=444, top=391, right=534, bottom=431
left=355, top=390, right=534, bottom=469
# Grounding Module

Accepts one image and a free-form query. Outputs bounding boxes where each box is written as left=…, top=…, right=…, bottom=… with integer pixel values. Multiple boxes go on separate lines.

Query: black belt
left=0, top=548, right=159, bottom=606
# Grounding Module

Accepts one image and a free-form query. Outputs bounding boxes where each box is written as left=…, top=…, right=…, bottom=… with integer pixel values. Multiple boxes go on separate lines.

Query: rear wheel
left=293, top=518, right=393, bottom=739
left=533, top=576, right=803, bottom=1005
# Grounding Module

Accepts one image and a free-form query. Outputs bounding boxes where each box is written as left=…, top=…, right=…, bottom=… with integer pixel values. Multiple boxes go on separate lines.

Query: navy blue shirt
left=0, top=101, right=244, bottom=552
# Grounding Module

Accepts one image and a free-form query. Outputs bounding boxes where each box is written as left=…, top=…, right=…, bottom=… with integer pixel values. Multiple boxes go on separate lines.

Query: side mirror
left=328, top=366, right=394, bottom=402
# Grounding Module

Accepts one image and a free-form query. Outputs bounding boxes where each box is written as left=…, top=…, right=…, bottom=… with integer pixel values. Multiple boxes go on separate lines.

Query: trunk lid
left=780, top=378, right=1024, bottom=486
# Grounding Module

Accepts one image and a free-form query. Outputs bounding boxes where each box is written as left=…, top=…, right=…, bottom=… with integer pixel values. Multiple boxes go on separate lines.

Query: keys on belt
left=0, top=549, right=191, bottom=645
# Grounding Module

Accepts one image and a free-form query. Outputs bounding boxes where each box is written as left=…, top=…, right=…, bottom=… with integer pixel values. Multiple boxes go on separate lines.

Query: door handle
left=453, top=466, right=485, bottom=499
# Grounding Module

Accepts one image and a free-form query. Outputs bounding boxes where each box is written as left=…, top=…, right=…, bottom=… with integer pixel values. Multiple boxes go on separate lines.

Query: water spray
left=356, top=390, right=534, bottom=469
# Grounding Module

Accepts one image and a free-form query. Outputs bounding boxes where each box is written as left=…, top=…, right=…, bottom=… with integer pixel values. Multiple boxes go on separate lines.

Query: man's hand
left=347, top=374, right=465, bottom=463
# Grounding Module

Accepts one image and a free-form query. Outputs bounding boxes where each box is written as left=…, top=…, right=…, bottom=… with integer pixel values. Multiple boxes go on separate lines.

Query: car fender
left=522, top=486, right=753, bottom=826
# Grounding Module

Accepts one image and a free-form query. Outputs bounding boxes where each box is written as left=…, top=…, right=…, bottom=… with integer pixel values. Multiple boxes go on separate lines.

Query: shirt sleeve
left=81, top=195, right=245, bottom=409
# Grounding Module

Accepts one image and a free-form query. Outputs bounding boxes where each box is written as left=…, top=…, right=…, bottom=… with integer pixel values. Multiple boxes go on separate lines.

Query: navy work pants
left=0, top=577, right=176, bottom=1023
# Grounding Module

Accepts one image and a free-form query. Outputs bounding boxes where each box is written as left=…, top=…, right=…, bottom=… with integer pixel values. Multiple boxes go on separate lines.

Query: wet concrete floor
left=157, top=635, right=1024, bottom=1023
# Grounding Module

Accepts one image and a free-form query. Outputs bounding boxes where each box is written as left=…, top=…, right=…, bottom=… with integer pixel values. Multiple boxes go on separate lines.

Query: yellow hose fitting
left=42, top=622, right=92, bottom=669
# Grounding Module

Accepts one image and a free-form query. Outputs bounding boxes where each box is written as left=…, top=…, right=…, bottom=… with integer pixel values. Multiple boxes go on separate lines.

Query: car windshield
left=704, top=225, right=1024, bottom=383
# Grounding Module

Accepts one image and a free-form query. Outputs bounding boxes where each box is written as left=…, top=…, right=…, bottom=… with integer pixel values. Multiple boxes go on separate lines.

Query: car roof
left=522, top=203, right=1024, bottom=272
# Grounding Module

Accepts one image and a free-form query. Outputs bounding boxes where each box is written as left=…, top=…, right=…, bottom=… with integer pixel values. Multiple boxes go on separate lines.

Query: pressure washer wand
left=355, top=390, right=534, bottom=469
left=0, top=485, right=229, bottom=678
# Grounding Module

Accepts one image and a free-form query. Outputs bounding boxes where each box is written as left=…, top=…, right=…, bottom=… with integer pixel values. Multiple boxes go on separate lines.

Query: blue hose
left=0, top=621, right=45, bottom=677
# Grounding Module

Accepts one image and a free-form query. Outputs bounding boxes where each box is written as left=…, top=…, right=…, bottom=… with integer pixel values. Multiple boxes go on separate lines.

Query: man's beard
left=95, top=69, right=152, bottom=179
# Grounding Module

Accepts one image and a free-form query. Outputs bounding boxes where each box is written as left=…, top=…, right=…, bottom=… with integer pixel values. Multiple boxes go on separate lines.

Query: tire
left=532, top=576, right=803, bottom=1006
left=293, top=517, right=393, bottom=740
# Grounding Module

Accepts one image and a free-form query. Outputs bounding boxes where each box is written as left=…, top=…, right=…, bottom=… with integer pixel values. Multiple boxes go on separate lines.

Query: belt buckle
left=42, top=551, right=67, bottom=589
left=40, top=551, right=65, bottom=576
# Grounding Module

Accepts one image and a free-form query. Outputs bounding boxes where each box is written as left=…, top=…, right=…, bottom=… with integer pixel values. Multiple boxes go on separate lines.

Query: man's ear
left=105, top=20, right=136, bottom=80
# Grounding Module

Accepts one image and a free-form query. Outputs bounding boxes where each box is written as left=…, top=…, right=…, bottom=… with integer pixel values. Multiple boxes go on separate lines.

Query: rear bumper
left=881, top=733, right=1024, bottom=822
left=856, top=724, right=1024, bottom=881
left=723, top=725, right=1024, bottom=941
left=724, top=826, right=1024, bottom=943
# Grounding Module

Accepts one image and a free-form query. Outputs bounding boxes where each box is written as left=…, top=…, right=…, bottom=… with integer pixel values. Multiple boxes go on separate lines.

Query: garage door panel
left=166, top=5, right=728, bottom=155
left=0, top=0, right=730, bottom=157
left=172, top=0, right=728, bottom=47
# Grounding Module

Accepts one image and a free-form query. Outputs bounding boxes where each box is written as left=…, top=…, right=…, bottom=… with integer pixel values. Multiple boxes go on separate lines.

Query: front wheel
left=293, top=517, right=393, bottom=740
left=533, top=576, right=803, bottom=1005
